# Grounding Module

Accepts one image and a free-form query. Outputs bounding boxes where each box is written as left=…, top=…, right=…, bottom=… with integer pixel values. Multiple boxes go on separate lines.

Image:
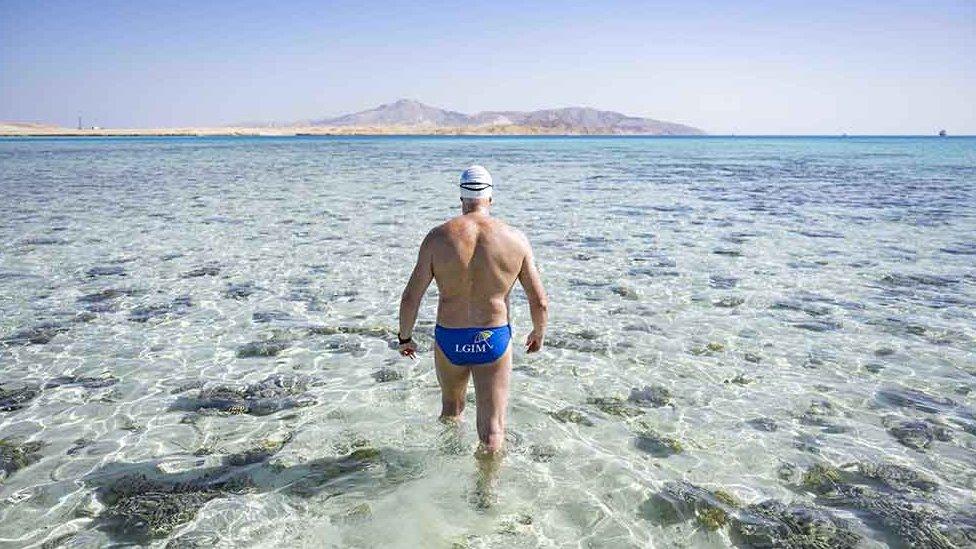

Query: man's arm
left=397, top=232, right=434, bottom=357
left=517, top=239, right=548, bottom=353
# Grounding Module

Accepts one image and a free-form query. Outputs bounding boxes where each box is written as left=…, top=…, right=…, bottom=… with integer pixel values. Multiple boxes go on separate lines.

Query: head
left=459, top=165, right=493, bottom=213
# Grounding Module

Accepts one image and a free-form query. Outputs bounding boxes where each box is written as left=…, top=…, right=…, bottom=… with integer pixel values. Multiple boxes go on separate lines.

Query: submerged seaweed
left=128, top=296, right=192, bottom=323
left=86, top=265, right=126, bottom=277
left=0, top=323, right=70, bottom=345
left=646, top=480, right=862, bottom=547
left=77, top=288, right=137, bottom=303
left=182, top=266, right=220, bottom=278
left=747, top=417, right=778, bottom=432
left=43, top=374, right=118, bottom=389
left=714, top=295, right=745, bottom=308
left=644, top=481, right=740, bottom=530
left=587, top=396, right=644, bottom=418
left=731, top=499, right=861, bottom=548
left=883, top=416, right=952, bottom=451
left=171, top=374, right=314, bottom=416
left=545, top=332, right=613, bottom=354
left=224, top=282, right=258, bottom=300
left=876, top=386, right=958, bottom=415
left=797, top=399, right=845, bottom=432
left=372, top=368, right=403, bottom=383
left=307, top=325, right=396, bottom=338
left=0, top=383, right=41, bottom=411
left=0, top=439, right=44, bottom=482
left=800, top=462, right=973, bottom=547
left=103, top=490, right=222, bottom=540
left=628, top=385, right=673, bottom=408
left=87, top=440, right=403, bottom=542
left=634, top=431, right=684, bottom=457
left=1, top=376, right=114, bottom=412
left=236, top=338, right=292, bottom=358
left=549, top=407, right=595, bottom=426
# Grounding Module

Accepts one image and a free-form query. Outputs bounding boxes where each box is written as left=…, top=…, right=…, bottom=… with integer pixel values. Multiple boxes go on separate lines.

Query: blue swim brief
left=435, top=324, right=512, bottom=366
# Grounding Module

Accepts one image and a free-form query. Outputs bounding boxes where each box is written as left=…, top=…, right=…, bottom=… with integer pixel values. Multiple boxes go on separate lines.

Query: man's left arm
left=397, top=232, right=434, bottom=358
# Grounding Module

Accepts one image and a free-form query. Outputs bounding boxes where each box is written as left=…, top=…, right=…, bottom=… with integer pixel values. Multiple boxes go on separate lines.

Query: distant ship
left=939, top=129, right=947, bottom=137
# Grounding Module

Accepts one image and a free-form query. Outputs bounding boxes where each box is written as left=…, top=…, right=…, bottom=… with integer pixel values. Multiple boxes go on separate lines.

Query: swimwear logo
left=473, top=330, right=494, bottom=349
left=456, top=330, right=493, bottom=354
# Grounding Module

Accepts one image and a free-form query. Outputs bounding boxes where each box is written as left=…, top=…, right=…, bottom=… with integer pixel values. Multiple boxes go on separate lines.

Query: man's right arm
left=517, top=238, right=548, bottom=353
left=398, top=231, right=435, bottom=359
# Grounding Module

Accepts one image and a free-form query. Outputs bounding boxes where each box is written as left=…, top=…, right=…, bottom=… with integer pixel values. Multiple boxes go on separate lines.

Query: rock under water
left=587, top=396, right=645, bottom=418
left=0, top=439, right=44, bottom=482
left=0, top=323, right=70, bottom=345
left=549, top=407, right=595, bottom=426
left=628, top=385, right=673, bottom=408
left=171, top=374, right=315, bottom=416
left=236, top=338, right=292, bottom=358
left=0, top=383, right=41, bottom=412
left=182, top=266, right=220, bottom=278
left=85, top=265, right=126, bottom=277
left=645, top=480, right=862, bottom=547
left=801, top=462, right=973, bottom=547
left=43, top=374, right=118, bottom=389
left=128, top=296, right=192, bottom=323
left=731, top=499, right=861, bottom=549
left=372, top=368, right=403, bottom=383
left=884, top=418, right=952, bottom=450
left=634, top=431, right=683, bottom=457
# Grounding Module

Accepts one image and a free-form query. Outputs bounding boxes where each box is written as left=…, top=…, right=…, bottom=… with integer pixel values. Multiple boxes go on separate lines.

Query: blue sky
left=1, top=0, right=973, bottom=133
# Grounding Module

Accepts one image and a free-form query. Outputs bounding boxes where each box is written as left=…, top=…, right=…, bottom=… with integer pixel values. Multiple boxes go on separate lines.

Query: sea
left=1, top=135, right=974, bottom=548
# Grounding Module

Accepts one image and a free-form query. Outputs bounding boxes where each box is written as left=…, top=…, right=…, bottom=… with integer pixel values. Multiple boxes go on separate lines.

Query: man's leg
left=470, top=345, right=512, bottom=453
left=468, top=346, right=512, bottom=509
left=434, top=343, right=471, bottom=421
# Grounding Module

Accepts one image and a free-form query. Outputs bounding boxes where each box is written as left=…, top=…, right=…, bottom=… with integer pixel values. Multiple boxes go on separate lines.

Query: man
left=397, top=165, right=548, bottom=455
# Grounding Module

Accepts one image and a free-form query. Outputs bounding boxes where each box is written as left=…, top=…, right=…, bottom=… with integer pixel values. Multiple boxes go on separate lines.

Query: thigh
left=471, top=345, right=512, bottom=418
left=434, top=342, right=471, bottom=399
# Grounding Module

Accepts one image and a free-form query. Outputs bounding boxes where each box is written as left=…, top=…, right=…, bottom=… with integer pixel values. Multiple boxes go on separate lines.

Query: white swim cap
left=459, top=165, right=493, bottom=199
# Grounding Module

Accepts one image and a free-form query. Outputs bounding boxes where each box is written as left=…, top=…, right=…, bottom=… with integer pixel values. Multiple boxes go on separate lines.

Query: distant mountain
left=310, top=99, right=704, bottom=135
left=312, top=99, right=470, bottom=127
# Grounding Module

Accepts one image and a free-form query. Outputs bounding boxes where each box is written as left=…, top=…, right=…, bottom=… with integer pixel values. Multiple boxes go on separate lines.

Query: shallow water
left=1, top=136, right=975, bottom=548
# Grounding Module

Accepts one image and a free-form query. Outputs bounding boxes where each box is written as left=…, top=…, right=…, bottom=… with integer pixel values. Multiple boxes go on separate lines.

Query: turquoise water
left=1, top=136, right=975, bottom=547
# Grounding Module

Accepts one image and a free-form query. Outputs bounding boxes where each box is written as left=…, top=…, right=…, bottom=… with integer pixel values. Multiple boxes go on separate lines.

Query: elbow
left=532, top=296, right=549, bottom=316
left=400, top=289, right=421, bottom=308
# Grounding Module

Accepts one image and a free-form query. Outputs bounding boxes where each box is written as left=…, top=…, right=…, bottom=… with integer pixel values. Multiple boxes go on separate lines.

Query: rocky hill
left=311, top=99, right=704, bottom=135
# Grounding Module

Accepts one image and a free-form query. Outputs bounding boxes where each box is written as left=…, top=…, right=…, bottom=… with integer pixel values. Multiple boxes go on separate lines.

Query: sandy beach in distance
left=0, top=122, right=682, bottom=137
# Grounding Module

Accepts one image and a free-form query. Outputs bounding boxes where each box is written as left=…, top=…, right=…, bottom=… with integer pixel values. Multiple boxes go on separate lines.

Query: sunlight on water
left=1, top=136, right=975, bottom=547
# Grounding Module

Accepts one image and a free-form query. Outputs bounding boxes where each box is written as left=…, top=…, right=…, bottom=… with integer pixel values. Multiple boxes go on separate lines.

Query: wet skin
left=398, top=198, right=548, bottom=454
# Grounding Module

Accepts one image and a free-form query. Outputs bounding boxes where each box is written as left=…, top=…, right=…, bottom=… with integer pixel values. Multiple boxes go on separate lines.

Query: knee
left=441, top=398, right=465, bottom=418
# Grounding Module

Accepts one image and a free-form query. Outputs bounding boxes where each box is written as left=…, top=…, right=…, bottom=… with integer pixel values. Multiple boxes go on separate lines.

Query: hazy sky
left=2, top=0, right=973, bottom=134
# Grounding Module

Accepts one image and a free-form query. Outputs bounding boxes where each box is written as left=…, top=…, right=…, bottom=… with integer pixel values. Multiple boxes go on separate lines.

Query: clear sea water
left=0, top=136, right=974, bottom=548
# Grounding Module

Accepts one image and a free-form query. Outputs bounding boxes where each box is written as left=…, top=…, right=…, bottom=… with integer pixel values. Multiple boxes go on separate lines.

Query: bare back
left=397, top=173, right=549, bottom=457
left=427, top=213, right=526, bottom=327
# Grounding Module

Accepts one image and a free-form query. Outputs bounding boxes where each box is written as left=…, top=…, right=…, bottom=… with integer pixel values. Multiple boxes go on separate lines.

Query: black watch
left=398, top=334, right=413, bottom=345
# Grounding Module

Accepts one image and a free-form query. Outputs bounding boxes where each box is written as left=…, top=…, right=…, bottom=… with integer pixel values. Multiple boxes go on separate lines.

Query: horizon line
left=1, top=134, right=972, bottom=139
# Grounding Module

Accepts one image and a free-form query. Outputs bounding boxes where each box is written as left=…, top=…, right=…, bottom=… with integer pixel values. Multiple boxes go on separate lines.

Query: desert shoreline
left=0, top=124, right=706, bottom=138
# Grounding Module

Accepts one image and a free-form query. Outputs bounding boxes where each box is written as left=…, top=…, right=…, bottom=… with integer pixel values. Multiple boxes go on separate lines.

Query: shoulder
left=492, top=219, right=531, bottom=251
left=422, top=224, right=446, bottom=244
left=495, top=219, right=528, bottom=243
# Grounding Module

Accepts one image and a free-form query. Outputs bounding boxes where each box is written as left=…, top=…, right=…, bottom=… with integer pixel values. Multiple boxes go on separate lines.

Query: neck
left=461, top=202, right=490, bottom=215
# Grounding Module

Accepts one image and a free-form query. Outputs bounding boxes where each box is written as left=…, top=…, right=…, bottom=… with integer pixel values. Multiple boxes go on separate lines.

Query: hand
left=525, top=330, right=544, bottom=353
left=399, top=340, right=417, bottom=360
